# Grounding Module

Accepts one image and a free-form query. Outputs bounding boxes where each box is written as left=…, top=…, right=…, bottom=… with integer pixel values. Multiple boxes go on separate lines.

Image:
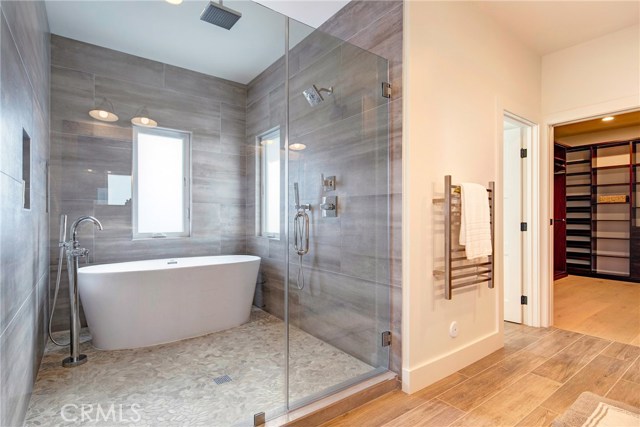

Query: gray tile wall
left=49, top=35, right=248, bottom=331
left=319, top=0, right=404, bottom=377
left=246, top=1, right=403, bottom=373
left=0, top=0, right=50, bottom=425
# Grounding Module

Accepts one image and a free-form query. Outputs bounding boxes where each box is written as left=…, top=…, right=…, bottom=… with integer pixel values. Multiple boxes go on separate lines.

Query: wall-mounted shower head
left=303, top=85, right=333, bottom=107
left=200, top=1, right=242, bottom=30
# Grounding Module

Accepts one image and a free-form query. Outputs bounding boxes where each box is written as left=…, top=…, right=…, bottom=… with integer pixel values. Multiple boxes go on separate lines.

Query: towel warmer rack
left=433, top=175, right=495, bottom=300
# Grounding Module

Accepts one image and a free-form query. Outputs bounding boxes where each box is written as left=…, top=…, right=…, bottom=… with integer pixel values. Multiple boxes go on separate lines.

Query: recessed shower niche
left=30, top=1, right=394, bottom=425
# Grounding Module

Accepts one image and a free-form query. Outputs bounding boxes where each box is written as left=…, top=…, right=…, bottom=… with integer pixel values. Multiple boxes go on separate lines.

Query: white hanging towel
left=459, top=182, right=492, bottom=260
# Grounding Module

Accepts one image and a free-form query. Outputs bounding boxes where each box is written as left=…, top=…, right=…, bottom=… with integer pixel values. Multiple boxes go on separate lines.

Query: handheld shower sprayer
left=293, top=183, right=311, bottom=290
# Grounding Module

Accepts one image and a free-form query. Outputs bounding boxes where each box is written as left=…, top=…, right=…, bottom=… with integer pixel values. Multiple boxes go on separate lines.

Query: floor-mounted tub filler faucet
left=50, top=214, right=103, bottom=367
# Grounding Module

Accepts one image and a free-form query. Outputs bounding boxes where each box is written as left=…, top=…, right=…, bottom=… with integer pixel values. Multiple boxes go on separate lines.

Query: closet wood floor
left=554, top=275, right=640, bottom=345
left=321, top=323, right=640, bottom=427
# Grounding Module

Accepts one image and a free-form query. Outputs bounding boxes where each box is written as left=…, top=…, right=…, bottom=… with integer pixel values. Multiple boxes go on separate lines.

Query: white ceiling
left=477, top=1, right=640, bottom=55
left=44, top=0, right=341, bottom=84
left=254, top=0, right=349, bottom=28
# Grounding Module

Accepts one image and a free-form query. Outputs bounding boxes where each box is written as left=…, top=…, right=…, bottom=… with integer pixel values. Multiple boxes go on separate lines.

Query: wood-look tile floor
left=321, top=323, right=640, bottom=427
left=554, top=275, right=640, bottom=345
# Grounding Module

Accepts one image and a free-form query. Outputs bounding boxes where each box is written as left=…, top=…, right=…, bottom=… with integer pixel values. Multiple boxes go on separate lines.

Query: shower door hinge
left=382, top=82, right=392, bottom=99
left=381, top=331, right=392, bottom=347
left=254, top=412, right=266, bottom=426
left=520, top=148, right=528, bottom=158
left=521, top=295, right=528, bottom=305
left=520, top=222, right=527, bottom=232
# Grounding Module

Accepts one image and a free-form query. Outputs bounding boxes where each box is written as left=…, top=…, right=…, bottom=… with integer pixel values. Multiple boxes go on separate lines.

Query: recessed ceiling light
left=166, top=0, right=183, bottom=4
left=602, top=116, right=615, bottom=122
left=289, top=143, right=306, bottom=151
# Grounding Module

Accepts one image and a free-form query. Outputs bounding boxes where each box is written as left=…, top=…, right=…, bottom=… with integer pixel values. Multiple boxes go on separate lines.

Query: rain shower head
left=303, top=85, right=333, bottom=107
left=200, top=1, right=242, bottom=30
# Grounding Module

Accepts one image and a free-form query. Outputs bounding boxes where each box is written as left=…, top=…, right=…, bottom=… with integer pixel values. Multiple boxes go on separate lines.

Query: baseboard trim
left=401, top=331, right=502, bottom=394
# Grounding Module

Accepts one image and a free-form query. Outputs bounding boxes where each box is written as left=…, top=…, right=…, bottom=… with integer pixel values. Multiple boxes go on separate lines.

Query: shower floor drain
left=213, top=375, right=232, bottom=385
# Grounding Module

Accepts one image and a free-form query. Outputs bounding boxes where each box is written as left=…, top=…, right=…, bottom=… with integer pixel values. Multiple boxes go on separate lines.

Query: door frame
left=501, top=111, right=538, bottom=326
left=541, top=104, right=640, bottom=327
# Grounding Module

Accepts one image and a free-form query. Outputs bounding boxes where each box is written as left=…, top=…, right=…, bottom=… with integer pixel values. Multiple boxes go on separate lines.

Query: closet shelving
left=565, top=147, right=592, bottom=274
left=564, top=139, right=640, bottom=281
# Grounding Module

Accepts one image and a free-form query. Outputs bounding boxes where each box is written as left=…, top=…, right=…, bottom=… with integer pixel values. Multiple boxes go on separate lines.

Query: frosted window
left=133, top=128, right=190, bottom=238
left=258, top=129, right=280, bottom=238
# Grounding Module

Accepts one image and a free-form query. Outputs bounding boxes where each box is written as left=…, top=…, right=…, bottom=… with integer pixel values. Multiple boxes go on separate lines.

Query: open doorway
left=551, top=110, right=640, bottom=344
left=503, top=113, right=534, bottom=324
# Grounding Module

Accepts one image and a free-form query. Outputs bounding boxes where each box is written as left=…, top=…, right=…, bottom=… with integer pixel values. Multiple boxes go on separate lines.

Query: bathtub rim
left=78, top=255, right=261, bottom=274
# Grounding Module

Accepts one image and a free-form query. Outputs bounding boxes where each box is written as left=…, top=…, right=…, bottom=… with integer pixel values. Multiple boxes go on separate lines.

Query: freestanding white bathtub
left=78, top=255, right=261, bottom=350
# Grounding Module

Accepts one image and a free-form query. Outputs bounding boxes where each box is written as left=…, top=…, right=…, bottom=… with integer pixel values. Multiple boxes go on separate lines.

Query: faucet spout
left=70, top=216, right=103, bottom=242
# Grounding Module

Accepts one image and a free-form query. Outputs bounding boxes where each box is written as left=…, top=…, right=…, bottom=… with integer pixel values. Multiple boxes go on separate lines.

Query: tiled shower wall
left=49, top=35, right=248, bottom=331
left=321, top=0, right=403, bottom=375
left=246, top=1, right=403, bottom=373
left=0, top=1, right=50, bottom=425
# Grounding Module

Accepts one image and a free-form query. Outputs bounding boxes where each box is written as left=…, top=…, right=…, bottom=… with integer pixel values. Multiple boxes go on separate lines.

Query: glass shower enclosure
left=284, top=19, right=391, bottom=411
left=245, top=11, right=392, bottom=421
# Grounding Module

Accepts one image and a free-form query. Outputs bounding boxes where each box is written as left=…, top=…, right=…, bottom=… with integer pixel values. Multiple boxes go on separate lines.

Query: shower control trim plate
left=321, top=196, right=337, bottom=218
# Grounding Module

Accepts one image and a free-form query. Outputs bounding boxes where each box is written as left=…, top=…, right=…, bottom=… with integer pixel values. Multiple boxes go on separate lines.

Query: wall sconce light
left=289, top=143, right=306, bottom=151
left=89, top=97, right=119, bottom=122
left=131, top=106, right=158, bottom=128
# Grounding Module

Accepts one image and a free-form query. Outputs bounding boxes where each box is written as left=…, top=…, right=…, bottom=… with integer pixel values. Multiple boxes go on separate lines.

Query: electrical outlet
left=449, top=321, right=459, bottom=338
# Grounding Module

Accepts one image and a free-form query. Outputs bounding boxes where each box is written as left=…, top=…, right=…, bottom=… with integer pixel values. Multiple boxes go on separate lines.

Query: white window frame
left=257, top=127, right=281, bottom=239
left=132, top=126, right=191, bottom=240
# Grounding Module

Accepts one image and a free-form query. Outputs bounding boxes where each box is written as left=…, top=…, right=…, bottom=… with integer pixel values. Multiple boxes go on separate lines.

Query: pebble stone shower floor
left=25, top=308, right=373, bottom=426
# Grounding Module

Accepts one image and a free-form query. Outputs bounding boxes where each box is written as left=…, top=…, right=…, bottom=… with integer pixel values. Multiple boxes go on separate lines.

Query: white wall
left=542, top=25, right=640, bottom=120
left=402, top=1, right=541, bottom=393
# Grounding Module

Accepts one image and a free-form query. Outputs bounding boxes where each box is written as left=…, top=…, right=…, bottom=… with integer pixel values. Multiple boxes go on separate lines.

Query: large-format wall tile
left=30, top=103, right=50, bottom=200
left=0, top=4, right=50, bottom=424
left=192, top=150, right=246, bottom=179
left=1, top=14, right=33, bottom=182
left=164, top=64, right=246, bottom=108
left=0, top=160, right=39, bottom=335
left=317, top=1, right=401, bottom=43
left=1, top=0, right=50, bottom=111
left=288, top=28, right=342, bottom=78
left=193, top=175, right=247, bottom=205
left=94, top=76, right=221, bottom=138
left=247, top=58, right=284, bottom=107
left=192, top=203, right=222, bottom=238
left=346, top=2, right=403, bottom=92
left=93, top=236, right=222, bottom=265
left=51, top=34, right=164, bottom=88
left=0, top=288, right=40, bottom=427
left=221, top=102, right=246, bottom=137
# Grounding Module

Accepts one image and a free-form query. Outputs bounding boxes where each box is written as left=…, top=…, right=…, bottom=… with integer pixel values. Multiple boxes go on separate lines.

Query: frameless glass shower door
left=286, top=19, right=392, bottom=408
